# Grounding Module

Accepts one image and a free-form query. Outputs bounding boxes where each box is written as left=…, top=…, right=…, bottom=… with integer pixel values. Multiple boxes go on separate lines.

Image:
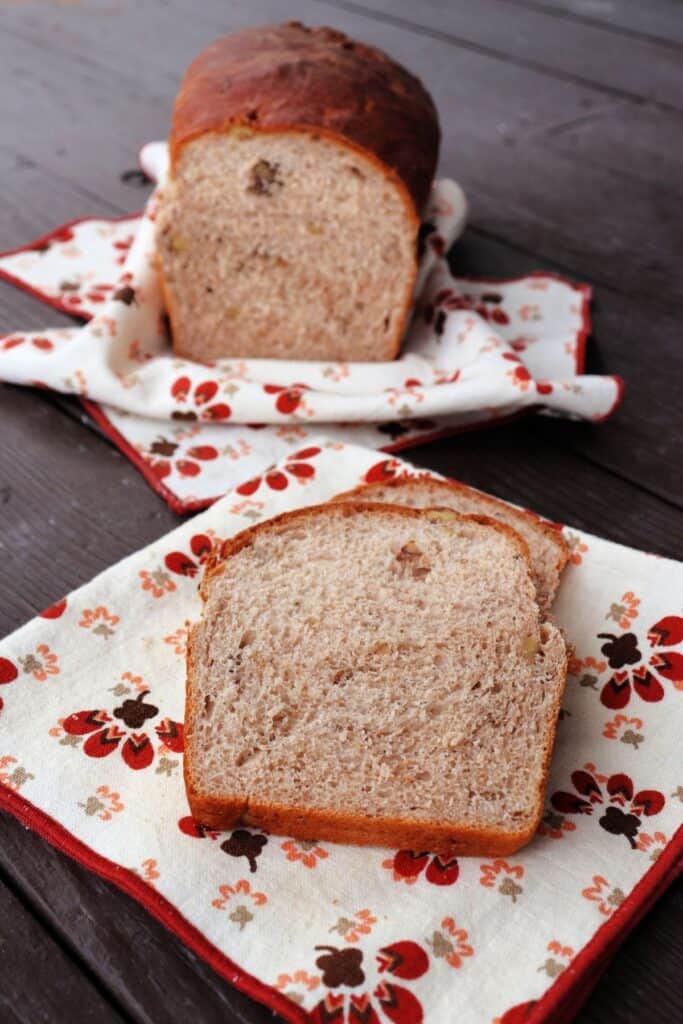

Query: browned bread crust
left=169, top=21, right=440, bottom=216
left=186, top=503, right=566, bottom=855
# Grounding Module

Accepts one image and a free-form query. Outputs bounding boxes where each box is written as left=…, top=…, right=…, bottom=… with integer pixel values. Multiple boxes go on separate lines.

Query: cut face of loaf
left=333, top=478, right=569, bottom=611
left=156, top=130, right=417, bottom=361
left=185, top=503, right=568, bottom=856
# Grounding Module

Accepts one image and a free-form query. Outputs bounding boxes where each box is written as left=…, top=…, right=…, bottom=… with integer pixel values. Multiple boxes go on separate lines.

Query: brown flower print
left=551, top=766, right=664, bottom=849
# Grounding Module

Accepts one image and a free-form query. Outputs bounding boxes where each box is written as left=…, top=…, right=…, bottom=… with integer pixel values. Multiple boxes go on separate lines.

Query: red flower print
left=147, top=434, right=219, bottom=480
left=382, top=849, right=459, bottom=886
left=61, top=685, right=183, bottom=771
left=40, top=597, right=67, bottom=619
left=503, top=353, right=532, bottom=390
left=113, top=234, right=134, bottom=264
left=364, top=459, right=402, bottom=485
left=177, top=815, right=220, bottom=840
left=264, top=382, right=310, bottom=415
left=2, top=334, right=55, bottom=352
left=164, top=533, right=217, bottom=578
left=433, top=287, right=510, bottom=325
left=311, top=939, right=429, bottom=1024
left=0, top=657, right=19, bottom=685
left=598, top=614, right=683, bottom=708
left=551, top=766, right=665, bottom=848
left=236, top=446, right=322, bottom=496
left=170, top=376, right=231, bottom=422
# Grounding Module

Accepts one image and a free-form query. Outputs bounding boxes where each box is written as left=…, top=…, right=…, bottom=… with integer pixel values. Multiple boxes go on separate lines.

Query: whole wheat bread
left=333, top=477, right=568, bottom=610
left=185, top=502, right=567, bottom=856
left=156, top=23, right=439, bottom=362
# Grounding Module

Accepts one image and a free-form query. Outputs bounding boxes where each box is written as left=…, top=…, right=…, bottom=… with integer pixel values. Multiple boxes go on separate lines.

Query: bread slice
left=333, top=478, right=569, bottom=611
left=156, top=23, right=440, bottom=361
left=185, top=502, right=567, bottom=856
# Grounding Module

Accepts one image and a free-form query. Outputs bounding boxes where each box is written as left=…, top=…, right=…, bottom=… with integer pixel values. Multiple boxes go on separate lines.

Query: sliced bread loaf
left=156, top=22, right=440, bottom=361
left=333, top=477, right=569, bottom=610
left=185, top=502, right=567, bottom=856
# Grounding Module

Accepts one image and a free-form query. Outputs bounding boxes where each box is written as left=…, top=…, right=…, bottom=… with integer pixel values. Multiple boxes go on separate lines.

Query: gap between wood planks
left=0, top=857, right=133, bottom=1024
left=316, top=0, right=683, bottom=112
left=500, top=0, right=683, bottom=50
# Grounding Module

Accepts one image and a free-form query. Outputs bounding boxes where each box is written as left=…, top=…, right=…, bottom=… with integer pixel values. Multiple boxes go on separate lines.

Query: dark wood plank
left=4, top=0, right=683, bottom=305
left=0, top=385, right=178, bottom=636
left=0, top=871, right=127, bottom=1024
left=448, top=229, right=683, bottom=507
left=0, top=813, right=276, bottom=1024
left=513, top=0, right=683, bottom=47
left=323, top=0, right=683, bottom=106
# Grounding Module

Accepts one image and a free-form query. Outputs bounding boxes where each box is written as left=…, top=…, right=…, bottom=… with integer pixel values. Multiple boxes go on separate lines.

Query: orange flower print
left=78, top=606, right=119, bottom=637
left=518, top=303, right=542, bottom=321
left=564, top=531, right=588, bottom=566
left=582, top=875, right=625, bottom=917
left=568, top=655, right=607, bottom=694
left=426, top=916, right=473, bottom=969
left=18, top=644, right=59, bottom=681
left=164, top=623, right=190, bottom=657
left=602, top=714, right=644, bottom=749
left=212, top=879, right=267, bottom=929
left=281, top=837, right=329, bottom=868
left=139, top=568, right=177, bottom=599
left=605, top=591, right=640, bottom=630
left=228, top=498, right=264, bottom=520
left=133, top=858, right=159, bottom=883
left=329, top=909, right=377, bottom=944
left=539, top=941, right=574, bottom=978
left=537, top=807, right=577, bottom=840
left=274, top=970, right=321, bottom=1007
left=79, top=785, right=125, bottom=821
left=0, top=755, right=34, bottom=791
left=636, top=831, right=668, bottom=861
left=479, top=860, right=524, bottom=902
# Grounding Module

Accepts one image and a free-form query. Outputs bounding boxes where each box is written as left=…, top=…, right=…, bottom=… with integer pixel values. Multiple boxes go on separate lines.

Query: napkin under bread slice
left=185, top=502, right=567, bottom=856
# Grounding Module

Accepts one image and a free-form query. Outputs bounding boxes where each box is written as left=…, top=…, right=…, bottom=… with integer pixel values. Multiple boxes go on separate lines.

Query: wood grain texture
left=0, top=870, right=127, bottom=1024
left=0, top=2, right=681, bottom=1023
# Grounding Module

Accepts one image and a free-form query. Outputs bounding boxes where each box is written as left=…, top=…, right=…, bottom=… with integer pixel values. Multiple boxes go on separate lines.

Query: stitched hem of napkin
left=83, top=398, right=536, bottom=514
left=0, top=213, right=143, bottom=320
left=0, top=783, right=309, bottom=1024
left=0, top=779, right=679, bottom=1024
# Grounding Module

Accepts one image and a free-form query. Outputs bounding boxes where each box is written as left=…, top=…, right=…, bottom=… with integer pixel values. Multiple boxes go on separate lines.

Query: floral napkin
left=0, top=143, right=622, bottom=513
left=0, top=439, right=680, bottom=1024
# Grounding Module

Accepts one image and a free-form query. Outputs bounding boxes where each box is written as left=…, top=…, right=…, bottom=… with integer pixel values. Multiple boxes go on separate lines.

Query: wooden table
left=1, top=2, right=681, bottom=1021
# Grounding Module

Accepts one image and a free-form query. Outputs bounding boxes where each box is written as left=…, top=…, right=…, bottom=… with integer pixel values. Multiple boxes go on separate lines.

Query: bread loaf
left=156, top=22, right=440, bottom=362
left=333, top=477, right=569, bottom=611
left=185, top=502, right=567, bottom=856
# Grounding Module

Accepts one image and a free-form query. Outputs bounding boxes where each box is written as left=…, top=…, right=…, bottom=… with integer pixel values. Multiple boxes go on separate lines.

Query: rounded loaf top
left=169, top=21, right=440, bottom=214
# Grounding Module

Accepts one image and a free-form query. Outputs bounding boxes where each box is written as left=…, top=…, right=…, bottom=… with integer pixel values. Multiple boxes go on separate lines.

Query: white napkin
left=0, top=143, right=622, bottom=511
